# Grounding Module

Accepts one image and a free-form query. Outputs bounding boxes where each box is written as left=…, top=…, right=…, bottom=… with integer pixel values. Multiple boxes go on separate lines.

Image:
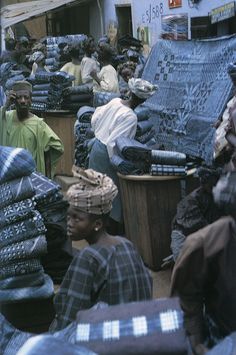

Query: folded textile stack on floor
left=93, top=91, right=120, bottom=108
left=74, top=106, right=96, bottom=168
left=31, top=172, right=73, bottom=284
left=46, top=34, right=87, bottom=71
left=0, top=146, right=54, bottom=302
left=29, top=71, right=74, bottom=112
left=134, top=106, right=156, bottom=146
left=0, top=62, right=28, bottom=91
left=111, top=137, right=191, bottom=176
left=61, top=83, right=93, bottom=112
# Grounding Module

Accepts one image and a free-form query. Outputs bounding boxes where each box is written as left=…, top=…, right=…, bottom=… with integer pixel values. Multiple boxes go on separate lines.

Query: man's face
left=15, top=90, right=31, bottom=115
left=67, top=206, right=96, bottom=241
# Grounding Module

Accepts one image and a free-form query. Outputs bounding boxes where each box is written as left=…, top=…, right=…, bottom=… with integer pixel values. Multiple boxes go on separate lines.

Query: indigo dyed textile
left=0, top=236, right=47, bottom=265
left=115, top=137, right=151, bottom=162
left=0, top=146, right=36, bottom=184
left=63, top=83, right=92, bottom=96
left=0, top=200, right=35, bottom=229
left=0, top=271, right=45, bottom=290
left=0, top=259, right=42, bottom=280
left=142, top=35, right=236, bottom=163
left=134, top=106, right=150, bottom=121
left=0, top=210, right=46, bottom=247
left=0, top=176, right=35, bottom=209
left=30, top=172, right=61, bottom=205
left=150, top=164, right=186, bottom=176
left=136, top=120, right=153, bottom=136
left=135, top=127, right=156, bottom=145
left=150, top=150, right=186, bottom=166
left=111, top=155, right=149, bottom=175
left=0, top=273, right=53, bottom=302
left=93, top=91, right=120, bottom=108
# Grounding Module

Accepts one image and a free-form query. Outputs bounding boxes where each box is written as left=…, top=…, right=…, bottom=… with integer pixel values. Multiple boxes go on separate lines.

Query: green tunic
left=0, top=108, right=64, bottom=176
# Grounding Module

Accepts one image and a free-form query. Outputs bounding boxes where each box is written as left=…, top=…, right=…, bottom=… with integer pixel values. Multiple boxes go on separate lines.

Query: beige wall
left=24, top=15, right=47, bottom=39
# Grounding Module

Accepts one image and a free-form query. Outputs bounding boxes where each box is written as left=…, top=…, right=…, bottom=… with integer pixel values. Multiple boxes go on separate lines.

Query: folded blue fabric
left=0, top=146, right=36, bottom=184
left=0, top=273, right=54, bottom=302
left=0, top=199, right=36, bottom=229
left=135, top=127, right=156, bottom=145
left=93, top=91, right=120, bottom=108
left=150, top=150, right=186, bottom=166
left=0, top=176, right=35, bottom=209
left=63, top=84, right=92, bottom=96
left=115, top=137, right=151, bottom=162
left=31, top=172, right=61, bottom=205
left=0, top=236, right=47, bottom=265
left=134, top=106, right=150, bottom=121
left=0, top=271, right=45, bottom=289
left=110, top=155, right=149, bottom=175
left=0, top=210, right=46, bottom=248
left=0, top=259, right=42, bottom=280
left=136, top=120, right=153, bottom=137
left=150, top=164, right=186, bottom=176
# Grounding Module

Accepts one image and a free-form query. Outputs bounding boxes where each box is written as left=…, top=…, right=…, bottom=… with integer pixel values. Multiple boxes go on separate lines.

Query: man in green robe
left=0, top=81, right=64, bottom=177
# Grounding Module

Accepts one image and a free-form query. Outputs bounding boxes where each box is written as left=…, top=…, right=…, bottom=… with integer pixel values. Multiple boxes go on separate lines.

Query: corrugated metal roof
left=1, top=0, right=88, bottom=29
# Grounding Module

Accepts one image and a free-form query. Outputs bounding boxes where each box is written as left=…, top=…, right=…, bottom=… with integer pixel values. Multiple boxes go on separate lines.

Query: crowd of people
left=0, top=31, right=236, bottom=355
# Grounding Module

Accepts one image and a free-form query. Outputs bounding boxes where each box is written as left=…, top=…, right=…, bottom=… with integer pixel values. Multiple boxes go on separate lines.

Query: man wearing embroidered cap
left=0, top=80, right=64, bottom=177
left=89, top=78, right=157, bottom=231
left=50, top=166, right=152, bottom=331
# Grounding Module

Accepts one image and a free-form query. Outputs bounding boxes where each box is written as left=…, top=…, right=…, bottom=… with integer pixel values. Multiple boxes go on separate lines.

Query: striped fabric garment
left=150, top=164, right=186, bottom=176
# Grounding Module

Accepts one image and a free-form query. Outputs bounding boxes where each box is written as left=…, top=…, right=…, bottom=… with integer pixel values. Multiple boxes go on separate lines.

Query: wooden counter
left=118, top=170, right=198, bottom=271
left=42, top=111, right=76, bottom=176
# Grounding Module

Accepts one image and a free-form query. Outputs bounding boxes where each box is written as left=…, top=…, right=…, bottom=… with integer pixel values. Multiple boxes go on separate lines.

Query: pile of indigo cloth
left=0, top=146, right=54, bottom=302
left=93, top=91, right=120, bottom=108
left=0, top=62, right=28, bottom=91
left=74, top=106, right=95, bottom=168
left=31, top=172, right=73, bottom=284
left=29, top=71, right=74, bottom=112
left=111, top=137, right=191, bottom=176
left=134, top=106, right=156, bottom=146
left=46, top=34, right=87, bottom=71
left=61, top=83, right=93, bottom=112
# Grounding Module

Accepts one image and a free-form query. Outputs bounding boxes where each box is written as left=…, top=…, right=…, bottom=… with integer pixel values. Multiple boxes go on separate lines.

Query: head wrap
left=67, top=166, right=118, bottom=215
left=213, top=171, right=236, bottom=214
left=128, top=78, right=158, bottom=99
left=227, top=63, right=236, bottom=86
left=29, top=51, right=45, bottom=63
left=18, top=36, right=29, bottom=44
left=12, top=80, right=32, bottom=93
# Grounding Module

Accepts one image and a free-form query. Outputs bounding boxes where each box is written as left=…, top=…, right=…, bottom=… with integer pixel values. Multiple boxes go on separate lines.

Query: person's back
left=60, top=43, right=82, bottom=87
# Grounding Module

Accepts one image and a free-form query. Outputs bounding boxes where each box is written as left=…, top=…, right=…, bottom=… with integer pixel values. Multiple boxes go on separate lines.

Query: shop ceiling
left=1, top=0, right=91, bottom=29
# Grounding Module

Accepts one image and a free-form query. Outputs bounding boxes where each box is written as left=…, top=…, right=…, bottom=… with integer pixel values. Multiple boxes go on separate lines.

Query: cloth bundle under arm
left=115, top=137, right=151, bottom=162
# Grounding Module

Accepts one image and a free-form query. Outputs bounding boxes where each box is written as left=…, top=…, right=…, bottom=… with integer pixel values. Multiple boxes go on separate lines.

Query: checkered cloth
left=150, top=150, right=186, bottom=166
left=150, top=165, right=186, bottom=176
left=50, top=238, right=152, bottom=331
left=0, top=176, right=35, bottom=209
left=75, top=297, right=188, bottom=354
left=0, top=146, right=36, bottom=184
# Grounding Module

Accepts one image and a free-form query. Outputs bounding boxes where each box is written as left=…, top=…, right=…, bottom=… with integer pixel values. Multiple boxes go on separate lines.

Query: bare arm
left=44, top=150, right=52, bottom=178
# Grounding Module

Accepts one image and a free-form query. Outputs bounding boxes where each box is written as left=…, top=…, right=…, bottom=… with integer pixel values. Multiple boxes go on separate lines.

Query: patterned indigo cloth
left=135, top=127, right=156, bottom=145
left=0, top=236, right=47, bottom=265
left=0, top=271, right=45, bottom=290
left=206, top=332, right=236, bottom=355
left=75, top=297, right=188, bottom=355
left=150, top=164, right=186, bottom=176
left=93, top=91, right=120, bottom=108
left=136, top=120, right=153, bottom=137
left=115, top=137, right=151, bottom=162
left=0, top=259, right=42, bottom=280
left=63, top=83, right=92, bottom=96
left=0, top=273, right=53, bottom=302
left=31, top=172, right=61, bottom=206
left=142, top=35, right=236, bottom=163
left=150, top=150, right=186, bottom=166
left=0, top=210, right=46, bottom=247
left=110, top=155, right=149, bottom=175
left=0, top=146, right=36, bottom=184
left=0, top=176, right=35, bottom=209
left=134, top=106, right=150, bottom=122
left=0, top=199, right=36, bottom=228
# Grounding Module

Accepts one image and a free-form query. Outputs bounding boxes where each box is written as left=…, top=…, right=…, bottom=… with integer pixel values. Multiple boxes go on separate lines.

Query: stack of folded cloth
left=93, top=91, right=120, bottom=108
left=61, top=84, right=93, bottom=112
left=46, top=34, right=87, bottom=71
left=0, top=146, right=54, bottom=302
left=74, top=106, right=96, bottom=168
left=134, top=106, right=156, bottom=146
left=111, top=137, right=191, bottom=176
left=0, top=62, right=28, bottom=91
left=29, top=71, right=74, bottom=112
left=31, top=172, right=73, bottom=284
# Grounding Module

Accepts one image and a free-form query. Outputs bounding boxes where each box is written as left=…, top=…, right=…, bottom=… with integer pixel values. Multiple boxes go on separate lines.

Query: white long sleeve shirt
left=93, top=64, right=120, bottom=93
left=91, top=98, right=137, bottom=158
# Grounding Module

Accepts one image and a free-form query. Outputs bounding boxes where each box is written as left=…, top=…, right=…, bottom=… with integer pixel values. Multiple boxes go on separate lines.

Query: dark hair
left=88, top=213, right=110, bottom=228
left=68, top=42, right=81, bottom=58
left=5, top=38, right=16, bottom=50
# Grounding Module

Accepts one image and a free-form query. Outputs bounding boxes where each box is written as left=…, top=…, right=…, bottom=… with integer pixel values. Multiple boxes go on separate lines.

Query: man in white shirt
left=90, top=43, right=119, bottom=93
left=89, top=78, right=157, bottom=231
left=80, top=37, right=99, bottom=88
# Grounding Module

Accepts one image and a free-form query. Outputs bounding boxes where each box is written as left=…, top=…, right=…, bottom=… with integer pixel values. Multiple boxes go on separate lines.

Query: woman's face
left=121, top=67, right=134, bottom=83
left=67, top=206, right=96, bottom=241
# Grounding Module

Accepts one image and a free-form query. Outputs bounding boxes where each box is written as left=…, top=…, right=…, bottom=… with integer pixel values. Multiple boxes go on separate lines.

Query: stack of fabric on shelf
left=111, top=137, right=194, bottom=176
left=0, top=62, right=27, bottom=91
left=29, top=71, right=74, bottom=112
left=134, top=106, right=156, bottom=146
left=0, top=146, right=54, bottom=303
left=46, top=35, right=87, bottom=71
left=74, top=106, right=95, bottom=168
left=61, top=84, right=93, bottom=112
left=93, top=91, right=120, bottom=108
left=30, top=172, right=73, bottom=284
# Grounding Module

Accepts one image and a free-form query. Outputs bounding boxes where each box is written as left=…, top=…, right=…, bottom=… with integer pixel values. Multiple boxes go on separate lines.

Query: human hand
left=5, top=90, right=16, bottom=109
left=90, top=69, right=97, bottom=79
